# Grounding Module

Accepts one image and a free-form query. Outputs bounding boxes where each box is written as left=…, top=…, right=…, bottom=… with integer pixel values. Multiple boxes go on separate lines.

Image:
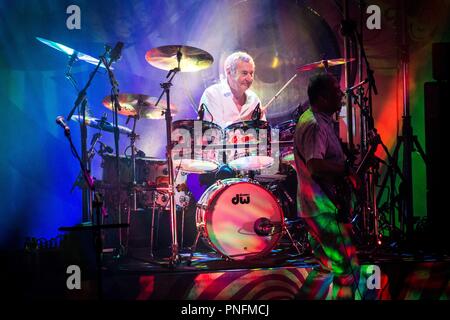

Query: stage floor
left=3, top=240, right=449, bottom=300
left=93, top=245, right=450, bottom=300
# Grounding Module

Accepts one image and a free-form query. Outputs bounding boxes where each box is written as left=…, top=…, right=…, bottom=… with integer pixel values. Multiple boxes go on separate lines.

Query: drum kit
left=41, top=36, right=353, bottom=265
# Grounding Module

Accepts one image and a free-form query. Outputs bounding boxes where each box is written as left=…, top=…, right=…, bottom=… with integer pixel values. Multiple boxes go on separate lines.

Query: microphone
left=108, top=41, right=124, bottom=65
left=55, top=116, right=70, bottom=135
left=251, top=103, right=261, bottom=121
left=254, top=217, right=282, bottom=236
left=98, top=141, right=113, bottom=154
left=197, top=103, right=206, bottom=121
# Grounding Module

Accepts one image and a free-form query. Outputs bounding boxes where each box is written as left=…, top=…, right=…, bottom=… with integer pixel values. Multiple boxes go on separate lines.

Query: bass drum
left=196, top=178, right=284, bottom=260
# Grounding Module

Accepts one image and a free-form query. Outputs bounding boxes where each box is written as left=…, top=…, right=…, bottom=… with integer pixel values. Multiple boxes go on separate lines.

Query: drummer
left=198, top=51, right=266, bottom=128
left=194, top=51, right=266, bottom=183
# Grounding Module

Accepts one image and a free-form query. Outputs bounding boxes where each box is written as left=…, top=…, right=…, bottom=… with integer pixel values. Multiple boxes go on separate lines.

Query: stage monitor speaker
left=432, top=43, right=450, bottom=81
left=424, top=81, right=449, bottom=250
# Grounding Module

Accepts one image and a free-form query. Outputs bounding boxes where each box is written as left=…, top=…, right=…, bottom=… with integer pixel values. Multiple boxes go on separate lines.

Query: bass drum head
left=199, top=178, right=283, bottom=260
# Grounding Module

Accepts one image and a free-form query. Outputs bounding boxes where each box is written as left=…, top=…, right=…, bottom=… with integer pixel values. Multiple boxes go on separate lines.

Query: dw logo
left=232, top=194, right=250, bottom=205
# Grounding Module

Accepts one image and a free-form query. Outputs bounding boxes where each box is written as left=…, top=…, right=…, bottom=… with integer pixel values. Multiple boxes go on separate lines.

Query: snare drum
left=196, top=178, right=284, bottom=260
left=172, top=120, right=223, bottom=173
left=223, top=120, right=274, bottom=171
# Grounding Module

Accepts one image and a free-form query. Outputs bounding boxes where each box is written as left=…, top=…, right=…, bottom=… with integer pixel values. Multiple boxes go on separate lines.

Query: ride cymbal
left=297, top=58, right=355, bottom=72
left=102, top=94, right=177, bottom=119
left=36, top=37, right=109, bottom=69
left=145, top=45, right=213, bottom=72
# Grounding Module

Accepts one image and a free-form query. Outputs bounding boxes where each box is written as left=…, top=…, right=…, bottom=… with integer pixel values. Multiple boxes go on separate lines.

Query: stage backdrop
left=1, top=0, right=449, bottom=249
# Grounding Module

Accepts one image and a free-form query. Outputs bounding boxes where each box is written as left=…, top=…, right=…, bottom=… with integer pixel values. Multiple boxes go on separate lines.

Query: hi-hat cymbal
left=71, top=115, right=132, bottom=135
left=102, top=94, right=177, bottom=119
left=145, top=45, right=213, bottom=72
left=297, top=58, right=355, bottom=72
left=36, top=37, right=110, bottom=69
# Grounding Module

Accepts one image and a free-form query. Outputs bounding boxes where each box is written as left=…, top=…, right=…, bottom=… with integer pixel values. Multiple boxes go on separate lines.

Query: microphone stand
left=99, top=54, right=126, bottom=255
left=154, top=47, right=182, bottom=267
left=58, top=127, right=129, bottom=300
left=347, top=87, right=405, bottom=247
left=71, top=132, right=103, bottom=193
left=64, top=53, right=96, bottom=222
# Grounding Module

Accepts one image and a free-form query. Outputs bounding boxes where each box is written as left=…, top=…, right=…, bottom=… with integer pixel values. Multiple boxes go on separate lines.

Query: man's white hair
left=224, top=51, right=255, bottom=76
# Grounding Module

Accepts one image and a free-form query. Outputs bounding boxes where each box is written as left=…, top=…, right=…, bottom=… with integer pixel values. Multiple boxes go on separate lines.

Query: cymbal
left=102, top=94, right=177, bottom=119
left=71, top=115, right=132, bottom=135
left=36, top=37, right=109, bottom=69
left=145, top=45, right=213, bottom=72
left=297, top=58, right=355, bottom=72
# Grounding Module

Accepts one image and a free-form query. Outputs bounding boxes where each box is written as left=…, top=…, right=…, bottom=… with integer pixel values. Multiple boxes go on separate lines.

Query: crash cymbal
left=102, top=94, right=177, bottom=119
left=36, top=37, right=110, bottom=69
left=297, top=58, right=355, bottom=72
left=145, top=45, right=213, bottom=72
left=71, top=115, right=132, bottom=135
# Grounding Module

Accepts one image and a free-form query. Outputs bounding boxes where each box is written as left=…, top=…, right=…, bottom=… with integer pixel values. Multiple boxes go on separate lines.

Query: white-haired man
left=186, top=52, right=266, bottom=194
left=199, top=51, right=266, bottom=128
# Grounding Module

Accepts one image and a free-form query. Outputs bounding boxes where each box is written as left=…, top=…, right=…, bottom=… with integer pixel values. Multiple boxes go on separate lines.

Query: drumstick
left=263, top=73, right=298, bottom=111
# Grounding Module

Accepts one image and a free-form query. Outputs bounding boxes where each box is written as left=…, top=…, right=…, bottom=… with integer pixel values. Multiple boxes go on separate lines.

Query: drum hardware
left=71, top=114, right=133, bottom=135
left=149, top=191, right=160, bottom=258
left=274, top=120, right=296, bottom=166
left=263, top=56, right=355, bottom=121
left=187, top=178, right=285, bottom=263
left=180, top=207, right=187, bottom=252
left=201, top=140, right=294, bottom=150
left=71, top=132, right=103, bottom=193
left=36, top=36, right=112, bottom=222
left=171, top=120, right=223, bottom=173
left=145, top=44, right=214, bottom=267
left=145, top=45, right=214, bottom=73
left=296, top=58, right=356, bottom=72
left=102, top=93, right=177, bottom=120
left=36, top=37, right=111, bottom=69
left=224, top=120, right=274, bottom=171
left=56, top=104, right=128, bottom=300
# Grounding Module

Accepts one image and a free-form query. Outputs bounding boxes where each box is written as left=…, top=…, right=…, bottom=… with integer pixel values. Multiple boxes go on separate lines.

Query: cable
left=203, top=104, right=214, bottom=122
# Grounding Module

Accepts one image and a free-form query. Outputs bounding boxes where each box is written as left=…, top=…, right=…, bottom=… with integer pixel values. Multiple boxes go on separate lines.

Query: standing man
left=294, top=73, right=360, bottom=299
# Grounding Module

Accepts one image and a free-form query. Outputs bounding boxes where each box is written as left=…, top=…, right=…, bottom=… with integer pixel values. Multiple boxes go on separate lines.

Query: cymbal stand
left=127, top=115, right=140, bottom=212
left=149, top=193, right=158, bottom=258
left=122, top=115, right=140, bottom=249
left=100, top=52, right=125, bottom=253
left=154, top=47, right=182, bottom=267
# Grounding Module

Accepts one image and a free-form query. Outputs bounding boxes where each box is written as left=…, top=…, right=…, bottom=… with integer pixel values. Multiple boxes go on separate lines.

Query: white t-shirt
left=198, top=80, right=265, bottom=129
